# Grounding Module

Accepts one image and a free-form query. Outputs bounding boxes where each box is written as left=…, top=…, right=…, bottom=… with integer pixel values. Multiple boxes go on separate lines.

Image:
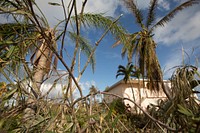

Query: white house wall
left=105, top=80, right=172, bottom=112
left=104, top=84, right=125, bottom=103
left=123, top=82, right=170, bottom=111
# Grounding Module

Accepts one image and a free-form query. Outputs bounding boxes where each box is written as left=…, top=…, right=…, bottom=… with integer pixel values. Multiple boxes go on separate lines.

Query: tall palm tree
left=113, top=0, right=199, bottom=99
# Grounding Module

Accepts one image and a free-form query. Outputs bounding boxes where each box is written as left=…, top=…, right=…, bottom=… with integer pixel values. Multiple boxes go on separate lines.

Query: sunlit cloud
left=154, top=5, right=200, bottom=46
left=158, top=0, right=170, bottom=11
left=79, top=80, right=96, bottom=91
left=35, top=0, right=122, bottom=26
left=40, top=72, right=96, bottom=99
left=40, top=70, right=68, bottom=99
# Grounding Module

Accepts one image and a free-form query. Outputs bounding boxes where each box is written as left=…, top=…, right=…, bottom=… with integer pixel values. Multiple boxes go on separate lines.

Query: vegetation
left=0, top=0, right=199, bottom=132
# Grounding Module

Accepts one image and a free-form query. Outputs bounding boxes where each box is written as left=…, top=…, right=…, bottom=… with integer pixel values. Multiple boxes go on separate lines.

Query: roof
left=105, top=79, right=170, bottom=92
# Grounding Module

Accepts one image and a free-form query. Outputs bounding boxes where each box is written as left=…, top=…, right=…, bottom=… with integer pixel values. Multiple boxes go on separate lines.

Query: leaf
left=102, top=128, right=109, bottom=133
left=177, top=104, right=193, bottom=117
left=0, top=119, right=5, bottom=129
left=6, top=46, right=15, bottom=58
left=30, top=116, right=50, bottom=128
left=106, top=101, right=116, bottom=119
left=64, top=123, right=74, bottom=131
left=112, top=115, right=120, bottom=128
left=15, top=10, right=32, bottom=16
left=2, top=88, right=17, bottom=101
left=48, top=2, right=61, bottom=6
left=0, top=40, right=15, bottom=45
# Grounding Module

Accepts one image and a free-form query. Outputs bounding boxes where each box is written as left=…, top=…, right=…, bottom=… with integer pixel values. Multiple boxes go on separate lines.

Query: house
left=104, top=79, right=171, bottom=112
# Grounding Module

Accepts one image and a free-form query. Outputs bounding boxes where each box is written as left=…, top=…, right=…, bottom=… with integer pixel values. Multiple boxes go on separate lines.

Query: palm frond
left=116, top=63, right=139, bottom=83
left=123, top=0, right=143, bottom=27
left=0, top=0, right=20, bottom=9
left=72, top=13, right=128, bottom=45
left=152, top=0, right=200, bottom=31
left=171, top=65, right=199, bottom=100
left=116, top=73, right=125, bottom=79
left=112, top=40, right=121, bottom=48
left=0, top=23, right=38, bottom=70
left=68, top=31, right=96, bottom=72
left=146, top=0, right=158, bottom=29
left=117, top=65, right=126, bottom=70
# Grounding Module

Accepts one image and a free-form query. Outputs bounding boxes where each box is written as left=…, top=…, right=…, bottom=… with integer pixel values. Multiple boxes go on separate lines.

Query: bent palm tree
left=113, top=0, right=200, bottom=99
left=0, top=0, right=57, bottom=98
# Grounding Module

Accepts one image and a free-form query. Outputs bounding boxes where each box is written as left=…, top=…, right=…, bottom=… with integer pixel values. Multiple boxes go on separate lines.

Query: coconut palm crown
left=116, top=63, right=140, bottom=83
left=113, top=0, right=199, bottom=95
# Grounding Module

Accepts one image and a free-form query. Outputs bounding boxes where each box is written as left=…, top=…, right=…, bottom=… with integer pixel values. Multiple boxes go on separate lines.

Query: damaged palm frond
left=0, top=23, right=38, bottom=71
left=151, top=0, right=200, bottom=31
left=146, top=0, right=158, bottom=28
left=123, top=0, right=143, bottom=27
left=72, top=13, right=128, bottom=45
left=171, top=65, right=199, bottom=100
left=68, top=31, right=96, bottom=73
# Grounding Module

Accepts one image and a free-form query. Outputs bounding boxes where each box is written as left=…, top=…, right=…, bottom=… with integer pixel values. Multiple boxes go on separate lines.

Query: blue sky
left=33, top=0, right=200, bottom=96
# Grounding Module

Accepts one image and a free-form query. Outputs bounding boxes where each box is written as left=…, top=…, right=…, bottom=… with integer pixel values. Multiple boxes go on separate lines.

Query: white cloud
left=123, top=0, right=170, bottom=11
left=40, top=71, right=68, bottom=99
left=79, top=80, right=96, bottom=91
left=154, top=5, right=200, bottom=46
left=135, top=0, right=151, bottom=9
left=0, top=15, right=8, bottom=24
left=152, top=3, right=200, bottom=79
left=40, top=72, right=96, bottom=99
left=33, top=0, right=174, bottom=27
left=158, top=0, right=170, bottom=11
left=82, top=0, right=120, bottom=16
left=135, top=0, right=170, bottom=10
left=35, top=0, right=122, bottom=26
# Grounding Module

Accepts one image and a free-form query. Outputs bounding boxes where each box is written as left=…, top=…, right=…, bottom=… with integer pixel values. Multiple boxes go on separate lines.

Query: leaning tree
left=113, top=0, right=200, bottom=99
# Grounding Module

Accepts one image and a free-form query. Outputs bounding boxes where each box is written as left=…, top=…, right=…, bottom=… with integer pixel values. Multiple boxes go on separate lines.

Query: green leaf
left=6, top=46, right=15, bottom=58
left=102, top=128, right=109, bottom=133
left=177, top=104, right=193, bottom=117
left=112, top=115, right=120, bottom=128
left=0, top=119, right=5, bottom=129
left=64, top=123, right=73, bottom=131
left=2, top=88, right=17, bottom=101
left=106, top=102, right=116, bottom=119
left=0, top=40, right=15, bottom=45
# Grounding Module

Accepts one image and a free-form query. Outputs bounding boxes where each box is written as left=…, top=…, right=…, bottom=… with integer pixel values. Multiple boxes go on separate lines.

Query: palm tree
left=116, top=62, right=140, bottom=83
left=116, top=63, right=142, bottom=113
left=0, top=0, right=57, bottom=97
left=113, top=0, right=199, bottom=99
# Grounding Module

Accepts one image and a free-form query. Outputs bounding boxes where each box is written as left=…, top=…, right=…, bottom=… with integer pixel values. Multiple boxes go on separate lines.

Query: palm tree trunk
left=23, top=37, right=53, bottom=126
left=33, top=42, right=52, bottom=91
